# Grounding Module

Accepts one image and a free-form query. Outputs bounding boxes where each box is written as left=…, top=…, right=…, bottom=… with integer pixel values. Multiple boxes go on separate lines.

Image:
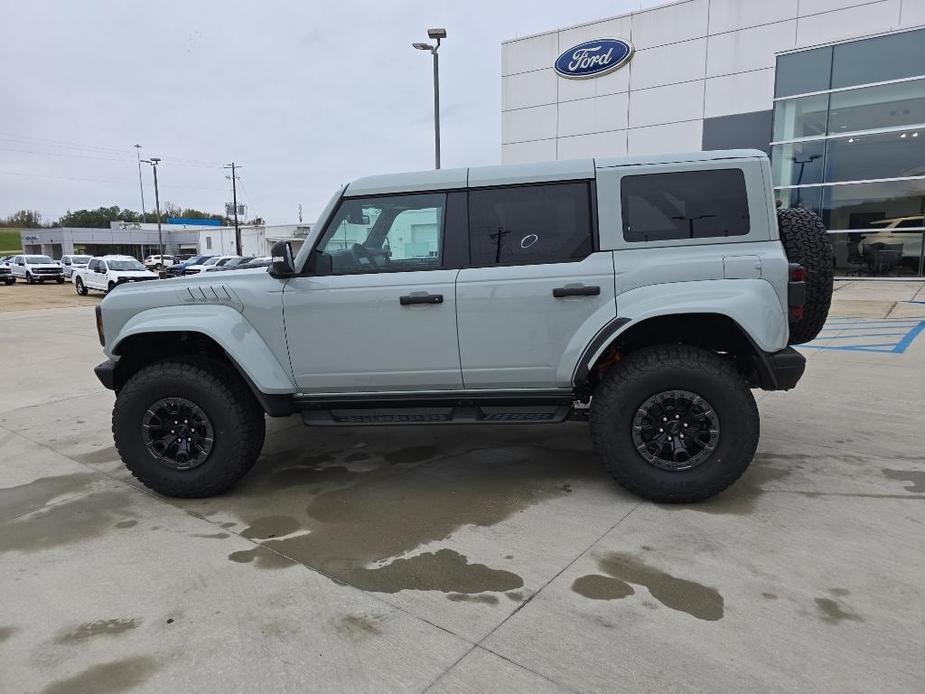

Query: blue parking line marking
left=801, top=319, right=925, bottom=353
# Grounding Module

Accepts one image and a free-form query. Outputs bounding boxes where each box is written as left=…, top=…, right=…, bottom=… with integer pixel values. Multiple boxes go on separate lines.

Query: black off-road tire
left=26, top=273, right=34, bottom=284
left=113, top=357, right=266, bottom=497
left=3, top=278, right=12, bottom=286
left=590, top=345, right=760, bottom=503
left=75, top=277, right=88, bottom=295
left=56, top=277, right=64, bottom=284
left=107, top=281, right=116, bottom=293
left=777, top=207, right=833, bottom=344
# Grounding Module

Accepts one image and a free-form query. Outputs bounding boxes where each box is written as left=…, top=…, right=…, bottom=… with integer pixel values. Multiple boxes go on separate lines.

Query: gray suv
left=92, top=150, right=832, bottom=503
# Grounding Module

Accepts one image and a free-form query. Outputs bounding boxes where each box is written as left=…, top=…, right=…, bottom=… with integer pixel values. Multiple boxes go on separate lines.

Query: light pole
left=413, top=28, right=446, bottom=170
left=133, top=144, right=146, bottom=220
left=141, top=157, right=163, bottom=258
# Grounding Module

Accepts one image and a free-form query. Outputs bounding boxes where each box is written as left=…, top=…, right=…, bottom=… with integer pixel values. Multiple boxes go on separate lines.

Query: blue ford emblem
left=554, top=38, right=633, bottom=79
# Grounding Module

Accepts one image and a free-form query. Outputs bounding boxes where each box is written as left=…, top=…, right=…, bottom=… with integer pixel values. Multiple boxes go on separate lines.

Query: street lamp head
left=149, top=157, right=161, bottom=164
left=412, top=42, right=433, bottom=51
left=427, top=28, right=446, bottom=39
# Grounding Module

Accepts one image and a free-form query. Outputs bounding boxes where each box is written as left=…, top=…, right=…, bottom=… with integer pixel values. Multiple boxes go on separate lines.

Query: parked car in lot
left=93, top=150, right=833, bottom=502
left=164, top=255, right=216, bottom=277
left=74, top=256, right=158, bottom=294
left=9, top=255, right=65, bottom=283
left=0, top=263, right=13, bottom=285
left=204, top=256, right=253, bottom=272
left=59, top=254, right=94, bottom=279
left=143, top=254, right=174, bottom=270
left=232, top=256, right=273, bottom=270
left=182, top=255, right=235, bottom=274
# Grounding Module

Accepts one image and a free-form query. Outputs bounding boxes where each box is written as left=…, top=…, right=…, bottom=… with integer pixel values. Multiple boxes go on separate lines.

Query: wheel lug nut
left=675, top=414, right=679, bottom=419
left=659, top=428, right=664, bottom=432
left=171, top=430, right=175, bottom=434
left=662, top=417, right=667, bottom=422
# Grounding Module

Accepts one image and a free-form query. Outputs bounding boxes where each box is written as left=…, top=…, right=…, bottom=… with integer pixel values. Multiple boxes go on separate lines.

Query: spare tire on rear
left=777, top=207, right=833, bottom=345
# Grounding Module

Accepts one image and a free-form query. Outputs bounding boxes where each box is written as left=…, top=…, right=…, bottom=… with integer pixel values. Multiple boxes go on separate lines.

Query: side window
left=468, top=182, right=593, bottom=267
left=88, top=259, right=99, bottom=271
left=621, top=169, right=750, bottom=242
left=314, top=193, right=446, bottom=274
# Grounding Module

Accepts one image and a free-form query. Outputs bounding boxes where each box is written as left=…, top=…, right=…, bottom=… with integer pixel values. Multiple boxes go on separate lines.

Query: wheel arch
left=574, top=311, right=778, bottom=396
left=109, top=306, right=296, bottom=415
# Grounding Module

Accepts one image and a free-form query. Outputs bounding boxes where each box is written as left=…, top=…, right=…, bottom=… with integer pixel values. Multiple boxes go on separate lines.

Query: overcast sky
left=0, top=0, right=663, bottom=224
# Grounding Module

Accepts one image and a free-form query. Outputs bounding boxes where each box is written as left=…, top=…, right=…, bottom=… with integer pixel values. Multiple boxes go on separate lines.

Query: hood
left=26, top=263, right=61, bottom=270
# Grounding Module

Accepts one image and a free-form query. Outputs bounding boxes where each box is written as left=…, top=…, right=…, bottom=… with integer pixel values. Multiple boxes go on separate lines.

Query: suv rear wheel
left=75, top=277, right=88, bottom=295
left=590, top=344, right=759, bottom=503
left=113, top=357, right=266, bottom=497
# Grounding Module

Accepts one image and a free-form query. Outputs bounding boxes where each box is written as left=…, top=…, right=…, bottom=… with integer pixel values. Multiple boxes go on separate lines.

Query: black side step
left=295, top=391, right=575, bottom=427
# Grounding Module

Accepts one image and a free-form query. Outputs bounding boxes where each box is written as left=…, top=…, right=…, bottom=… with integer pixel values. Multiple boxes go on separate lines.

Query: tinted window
left=825, top=130, right=925, bottom=183
left=621, top=169, right=751, bottom=242
left=831, top=28, right=925, bottom=90
left=771, top=140, right=825, bottom=187
left=88, top=259, right=100, bottom=270
left=828, top=79, right=925, bottom=134
left=775, top=46, right=832, bottom=98
left=468, top=182, right=592, bottom=267
left=315, top=193, right=445, bottom=274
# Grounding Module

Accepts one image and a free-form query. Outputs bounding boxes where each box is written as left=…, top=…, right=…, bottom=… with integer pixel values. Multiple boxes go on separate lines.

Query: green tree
left=1, top=209, right=44, bottom=227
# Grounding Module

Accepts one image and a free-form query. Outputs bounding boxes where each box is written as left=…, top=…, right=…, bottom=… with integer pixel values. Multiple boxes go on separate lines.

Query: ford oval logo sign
left=554, top=38, right=633, bottom=79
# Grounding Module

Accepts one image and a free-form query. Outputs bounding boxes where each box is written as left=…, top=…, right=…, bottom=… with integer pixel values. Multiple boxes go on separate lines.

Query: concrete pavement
left=1, top=283, right=923, bottom=693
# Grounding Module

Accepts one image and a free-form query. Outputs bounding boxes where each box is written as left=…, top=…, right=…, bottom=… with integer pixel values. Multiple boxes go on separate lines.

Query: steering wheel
left=351, top=243, right=379, bottom=270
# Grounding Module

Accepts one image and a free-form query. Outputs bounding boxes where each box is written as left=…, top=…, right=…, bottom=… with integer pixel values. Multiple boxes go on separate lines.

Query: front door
left=284, top=191, right=464, bottom=393
left=456, top=181, right=616, bottom=389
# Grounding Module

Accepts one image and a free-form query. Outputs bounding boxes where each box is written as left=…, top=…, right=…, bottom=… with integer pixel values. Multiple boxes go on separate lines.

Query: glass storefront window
left=829, top=230, right=924, bottom=277
left=776, top=186, right=823, bottom=218
left=828, top=78, right=925, bottom=134
left=775, top=46, right=832, bottom=98
left=771, top=141, right=825, bottom=187
left=822, top=179, right=925, bottom=232
left=825, top=129, right=925, bottom=182
left=772, top=94, right=828, bottom=141
left=831, top=28, right=925, bottom=90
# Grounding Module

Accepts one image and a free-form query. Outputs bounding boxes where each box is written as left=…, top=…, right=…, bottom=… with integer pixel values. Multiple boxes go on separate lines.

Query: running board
left=295, top=391, right=575, bottom=427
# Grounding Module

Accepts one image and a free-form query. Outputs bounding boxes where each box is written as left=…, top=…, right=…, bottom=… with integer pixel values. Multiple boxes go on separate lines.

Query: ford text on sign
left=554, top=38, right=633, bottom=79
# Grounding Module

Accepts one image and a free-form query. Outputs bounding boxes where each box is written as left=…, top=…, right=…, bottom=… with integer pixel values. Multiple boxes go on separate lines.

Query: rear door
left=284, top=191, right=467, bottom=393
left=455, top=180, right=616, bottom=389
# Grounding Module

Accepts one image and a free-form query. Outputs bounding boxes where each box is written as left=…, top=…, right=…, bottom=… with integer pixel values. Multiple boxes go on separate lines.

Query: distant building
left=198, top=224, right=312, bottom=258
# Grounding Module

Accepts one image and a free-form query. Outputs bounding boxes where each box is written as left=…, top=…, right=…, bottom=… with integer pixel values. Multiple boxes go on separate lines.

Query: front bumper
left=94, top=360, right=117, bottom=390
left=751, top=346, right=806, bottom=391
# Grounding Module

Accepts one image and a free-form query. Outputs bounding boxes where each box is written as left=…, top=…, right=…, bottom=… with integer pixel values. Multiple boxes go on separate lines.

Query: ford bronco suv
left=93, top=150, right=833, bottom=503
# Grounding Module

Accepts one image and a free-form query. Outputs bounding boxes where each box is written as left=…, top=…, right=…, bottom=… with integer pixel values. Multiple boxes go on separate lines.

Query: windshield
left=25, top=255, right=54, bottom=264
left=108, top=260, right=146, bottom=271
left=202, top=257, right=221, bottom=266
left=72, top=256, right=92, bottom=263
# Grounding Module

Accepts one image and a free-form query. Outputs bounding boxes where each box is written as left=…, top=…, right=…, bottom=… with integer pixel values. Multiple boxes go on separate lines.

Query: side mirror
left=269, top=241, right=295, bottom=278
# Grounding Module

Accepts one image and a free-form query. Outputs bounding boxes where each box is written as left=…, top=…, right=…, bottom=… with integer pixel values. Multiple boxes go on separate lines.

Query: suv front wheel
left=590, top=344, right=759, bottom=503
left=113, top=357, right=266, bottom=497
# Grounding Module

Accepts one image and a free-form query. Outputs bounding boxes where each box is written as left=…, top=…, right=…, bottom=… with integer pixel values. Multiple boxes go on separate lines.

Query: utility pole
left=142, top=157, right=163, bottom=258
left=133, top=144, right=146, bottom=219
left=413, top=28, right=446, bottom=170
left=224, top=162, right=242, bottom=255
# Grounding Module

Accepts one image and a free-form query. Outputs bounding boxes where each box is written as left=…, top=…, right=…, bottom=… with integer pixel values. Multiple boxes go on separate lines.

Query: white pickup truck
left=74, top=255, right=158, bottom=295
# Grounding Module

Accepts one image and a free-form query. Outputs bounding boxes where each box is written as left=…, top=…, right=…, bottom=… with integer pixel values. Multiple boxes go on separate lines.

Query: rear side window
left=468, top=182, right=593, bottom=266
left=621, top=169, right=750, bottom=242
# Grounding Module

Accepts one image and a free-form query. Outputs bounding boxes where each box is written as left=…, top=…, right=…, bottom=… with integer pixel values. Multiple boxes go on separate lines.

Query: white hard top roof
left=343, top=150, right=767, bottom=197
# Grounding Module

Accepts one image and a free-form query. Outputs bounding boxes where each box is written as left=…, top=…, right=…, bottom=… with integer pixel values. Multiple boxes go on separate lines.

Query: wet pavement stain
left=592, top=552, right=725, bottom=621
left=815, top=597, right=863, bottom=624
left=263, top=464, right=356, bottom=490
left=0, top=473, right=96, bottom=522
left=114, top=520, right=137, bottom=529
left=345, top=451, right=371, bottom=462
left=506, top=591, right=524, bottom=602
left=383, top=445, right=439, bottom=464
left=882, top=469, right=925, bottom=493
left=239, top=515, right=301, bottom=540
left=336, top=614, right=384, bottom=639
left=681, top=463, right=791, bottom=515
left=40, top=655, right=159, bottom=694
left=72, top=446, right=120, bottom=465
left=447, top=592, right=500, bottom=605
left=571, top=574, right=635, bottom=601
left=226, top=446, right=596, bottom=594
left=762, top=592, right=778, bottom=600
left=191, top=532, right=229, bottom=540
left=0, top=489, right=132, bottom=554
left=0, top=626, right=17, bottom=643
left=54, top=618, right=141, bottom=644
left=228, top=546, right=295, bottom=570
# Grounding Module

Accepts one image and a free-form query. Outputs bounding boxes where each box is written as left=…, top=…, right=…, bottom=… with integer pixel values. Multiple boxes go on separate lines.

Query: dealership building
left=502, top=0, right=925, bottom=276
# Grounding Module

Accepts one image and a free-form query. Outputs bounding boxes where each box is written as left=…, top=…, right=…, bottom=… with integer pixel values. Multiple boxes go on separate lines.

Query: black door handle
left=399, top=293, right=444, bottom=306
left=553, top=285, right=601, bottom=298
